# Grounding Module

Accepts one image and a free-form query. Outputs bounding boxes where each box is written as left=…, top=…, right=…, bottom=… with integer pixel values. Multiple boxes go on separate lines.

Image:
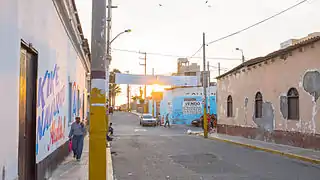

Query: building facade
left=176, top=58, right=202, bottom=86
left=0, top=0, right=90, bottom=179
left=160, top=86, right=217, bottom=125
left=216, top=36, right=320, bottom=150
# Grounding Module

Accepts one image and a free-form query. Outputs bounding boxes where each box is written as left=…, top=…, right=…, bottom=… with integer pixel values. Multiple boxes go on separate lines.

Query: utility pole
left=127, top=85, right=130, bottom=111
left=218, top=62, right=221, bottom=76
left=207, top=61, right=210, bottom=114
left=89, top=0, right=107, bottom=179
left=152, top=68, right=155, bottom=117
left=202, top=32, right=208, bottom=138
left=125, top=71, right=130, bottom=111
left=139, top=52, right=147, bottom=113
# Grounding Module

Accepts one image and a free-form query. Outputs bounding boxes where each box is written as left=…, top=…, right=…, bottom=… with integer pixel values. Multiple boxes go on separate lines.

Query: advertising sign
left=182, top=98, right=202, bottom=115
left=115, top=73, right=198, bottom=86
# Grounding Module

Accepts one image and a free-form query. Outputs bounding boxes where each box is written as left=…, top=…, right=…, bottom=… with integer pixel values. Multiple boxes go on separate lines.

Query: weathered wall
left=217, top=40, right=320, bottom=139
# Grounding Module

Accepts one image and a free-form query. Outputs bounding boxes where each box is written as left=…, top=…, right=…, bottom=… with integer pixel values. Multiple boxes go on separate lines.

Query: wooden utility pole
left=89, top=0, right=107, bottom=179
left=139, top=52, right=147, bottom=113
left=152, top=68, right=155, bottom=117
left=202, top=32, right=208, bottom=138
left=218, top=62, right=221, bottom=76
left=207, top=61, right=210, bottom=114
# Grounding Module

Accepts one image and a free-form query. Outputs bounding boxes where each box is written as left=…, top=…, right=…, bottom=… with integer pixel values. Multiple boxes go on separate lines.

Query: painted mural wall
left=17, top=0, right=89, bottom=163
left=0, top=0, right=88, bottom=179
left=160, top=87, right=217, bottom=125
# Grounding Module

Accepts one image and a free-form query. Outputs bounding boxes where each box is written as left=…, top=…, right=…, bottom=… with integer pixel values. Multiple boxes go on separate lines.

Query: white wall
left=0, top=0, right=20, bottom=179
left=0, top=0, right=88, bottom=179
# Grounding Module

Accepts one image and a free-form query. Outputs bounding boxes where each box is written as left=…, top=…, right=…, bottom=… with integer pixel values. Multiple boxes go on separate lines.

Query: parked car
left=140, top=114, right=157, bottom=126
left=191, top=118, right=201, bottom=127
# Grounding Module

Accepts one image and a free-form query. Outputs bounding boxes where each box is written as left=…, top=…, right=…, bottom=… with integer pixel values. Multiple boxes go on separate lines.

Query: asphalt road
left=110, top=112, right=320, bottom=180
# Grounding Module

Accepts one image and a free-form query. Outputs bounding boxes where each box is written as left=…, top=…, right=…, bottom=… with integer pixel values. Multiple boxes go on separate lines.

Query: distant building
left=159, top=86, right=217, bottom=125
left=280, top=32, right=320, bottom=49
left=217, top=35, right=320, bottom=150
left=176, top=58, right=202, bottom=86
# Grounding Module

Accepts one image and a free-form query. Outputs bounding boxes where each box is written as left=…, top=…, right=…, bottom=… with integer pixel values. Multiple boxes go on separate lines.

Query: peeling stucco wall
left=253, top=102, right=275, bottom=131
left=217, top=40, right=320, bottom=134
left=302, top=70, right=320, bottom=133
left=279, top=95, right=288, bottom=119
left=303, top=70, right=320, bottom=101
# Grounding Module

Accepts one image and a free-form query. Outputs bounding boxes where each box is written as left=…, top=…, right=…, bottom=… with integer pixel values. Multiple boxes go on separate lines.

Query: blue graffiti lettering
left=36, top=64, right=65, bottom=143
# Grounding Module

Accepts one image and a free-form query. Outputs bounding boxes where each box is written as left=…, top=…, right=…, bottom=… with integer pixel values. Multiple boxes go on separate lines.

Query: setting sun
left=151, top=84, right=165, bottom=92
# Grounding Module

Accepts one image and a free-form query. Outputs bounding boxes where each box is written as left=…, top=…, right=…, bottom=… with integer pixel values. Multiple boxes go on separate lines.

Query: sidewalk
left=130, top=110, right=141, bottom=116
left=49, top=137, right=113, bottom=180
left=188, top=131, right=320, bottom=164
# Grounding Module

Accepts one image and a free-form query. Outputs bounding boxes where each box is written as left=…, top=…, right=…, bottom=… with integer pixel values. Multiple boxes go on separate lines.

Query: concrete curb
left=188, top=132, right=320, bottom=164
left=107, top=142, right=114, bottom=180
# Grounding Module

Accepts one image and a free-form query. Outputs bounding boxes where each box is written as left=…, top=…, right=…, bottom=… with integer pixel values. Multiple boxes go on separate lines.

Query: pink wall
left=217, top=40, right=320, bottom=134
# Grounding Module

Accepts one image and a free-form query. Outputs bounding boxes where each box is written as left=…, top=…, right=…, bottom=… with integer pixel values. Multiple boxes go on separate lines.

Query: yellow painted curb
left=194, top=134, right=320, bottom=164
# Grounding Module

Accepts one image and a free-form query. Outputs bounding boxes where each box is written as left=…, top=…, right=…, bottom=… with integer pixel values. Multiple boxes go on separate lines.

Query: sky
left=75, top=0, right=320, bottom=105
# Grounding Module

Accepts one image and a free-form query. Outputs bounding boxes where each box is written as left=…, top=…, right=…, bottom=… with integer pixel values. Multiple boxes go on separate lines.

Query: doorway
left=18, top=42, right=38, bottom=180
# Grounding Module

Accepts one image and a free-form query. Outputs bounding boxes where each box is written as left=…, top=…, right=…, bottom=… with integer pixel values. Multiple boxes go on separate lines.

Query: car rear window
left=143, top=115, right=153, bottom=119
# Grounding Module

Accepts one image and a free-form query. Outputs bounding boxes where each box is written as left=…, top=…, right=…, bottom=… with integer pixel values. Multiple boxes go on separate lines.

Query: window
left=287, top=88, right=299, bottom=120
left=142, top=115, right=153, bottom=119
left=255, top=92, right=263, bottom=118
left=227, top=95, right=233, bottom=117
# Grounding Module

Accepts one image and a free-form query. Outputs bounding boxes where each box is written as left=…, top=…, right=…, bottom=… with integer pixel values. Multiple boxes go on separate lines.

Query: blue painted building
left=152, top=86, right=217, bottom=125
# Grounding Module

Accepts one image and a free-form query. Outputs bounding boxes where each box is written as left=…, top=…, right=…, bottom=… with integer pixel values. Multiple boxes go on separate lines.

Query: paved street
left=111, top=112, right=320, bottom=180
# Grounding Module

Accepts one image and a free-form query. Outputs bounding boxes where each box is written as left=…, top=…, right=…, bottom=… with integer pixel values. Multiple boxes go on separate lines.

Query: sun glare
left=151, top=84, right=165, bottom=92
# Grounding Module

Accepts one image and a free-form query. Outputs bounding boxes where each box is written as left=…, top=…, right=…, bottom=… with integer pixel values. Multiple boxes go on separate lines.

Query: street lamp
left=110, top=29, right=132, bottom=44
left=236, top=48, right=245, bottom=63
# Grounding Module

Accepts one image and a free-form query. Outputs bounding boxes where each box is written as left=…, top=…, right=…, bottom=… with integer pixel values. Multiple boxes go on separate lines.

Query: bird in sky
left=159, top=4, right=162, bottom=7
left=205, top=1, right=208, bottom=3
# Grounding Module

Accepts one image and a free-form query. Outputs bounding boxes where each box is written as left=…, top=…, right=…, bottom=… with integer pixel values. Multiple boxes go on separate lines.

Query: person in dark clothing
left=109, top=123, right=114, bottom=135
left=164, top=113, right=170, bottom=128
left=156, top=113, right=161, bottom=126
left=69, top=117, right=86, bottom=161
left=107, top=123, right=113, bottom=142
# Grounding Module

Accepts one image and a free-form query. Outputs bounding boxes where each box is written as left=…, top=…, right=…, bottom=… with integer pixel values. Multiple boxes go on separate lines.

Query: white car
left=140, top=114, right=157, bottom=126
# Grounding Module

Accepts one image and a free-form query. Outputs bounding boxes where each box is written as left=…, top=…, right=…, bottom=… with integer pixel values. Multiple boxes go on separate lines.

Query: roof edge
left=216, top=36, right=320, bottom=79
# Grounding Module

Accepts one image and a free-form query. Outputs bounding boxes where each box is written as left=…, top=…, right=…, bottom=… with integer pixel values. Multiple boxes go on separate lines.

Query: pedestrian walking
left=164, top=113, right=170, bottom=128
left=68, top=117, right=86, bottom=161
left=109, top=106, right=113, bottom=115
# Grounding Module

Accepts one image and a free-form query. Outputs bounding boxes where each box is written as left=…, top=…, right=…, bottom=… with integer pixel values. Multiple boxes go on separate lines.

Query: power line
left=189, top=45, right=203, bottom=58
left=112, top=48, right=241, bottom=60
left=206, top=0, right=308, bottom=45
left=209, top=65, right=228, bottom=70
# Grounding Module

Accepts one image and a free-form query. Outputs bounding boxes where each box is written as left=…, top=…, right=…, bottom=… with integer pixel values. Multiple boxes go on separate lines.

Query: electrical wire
left=189, top=45, right=203, bottom=58
left=206, top=0, right=308, bottom=45
left=209, top=65, right=228, bottom=71
left=112, top=48, right=241, bottom=60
